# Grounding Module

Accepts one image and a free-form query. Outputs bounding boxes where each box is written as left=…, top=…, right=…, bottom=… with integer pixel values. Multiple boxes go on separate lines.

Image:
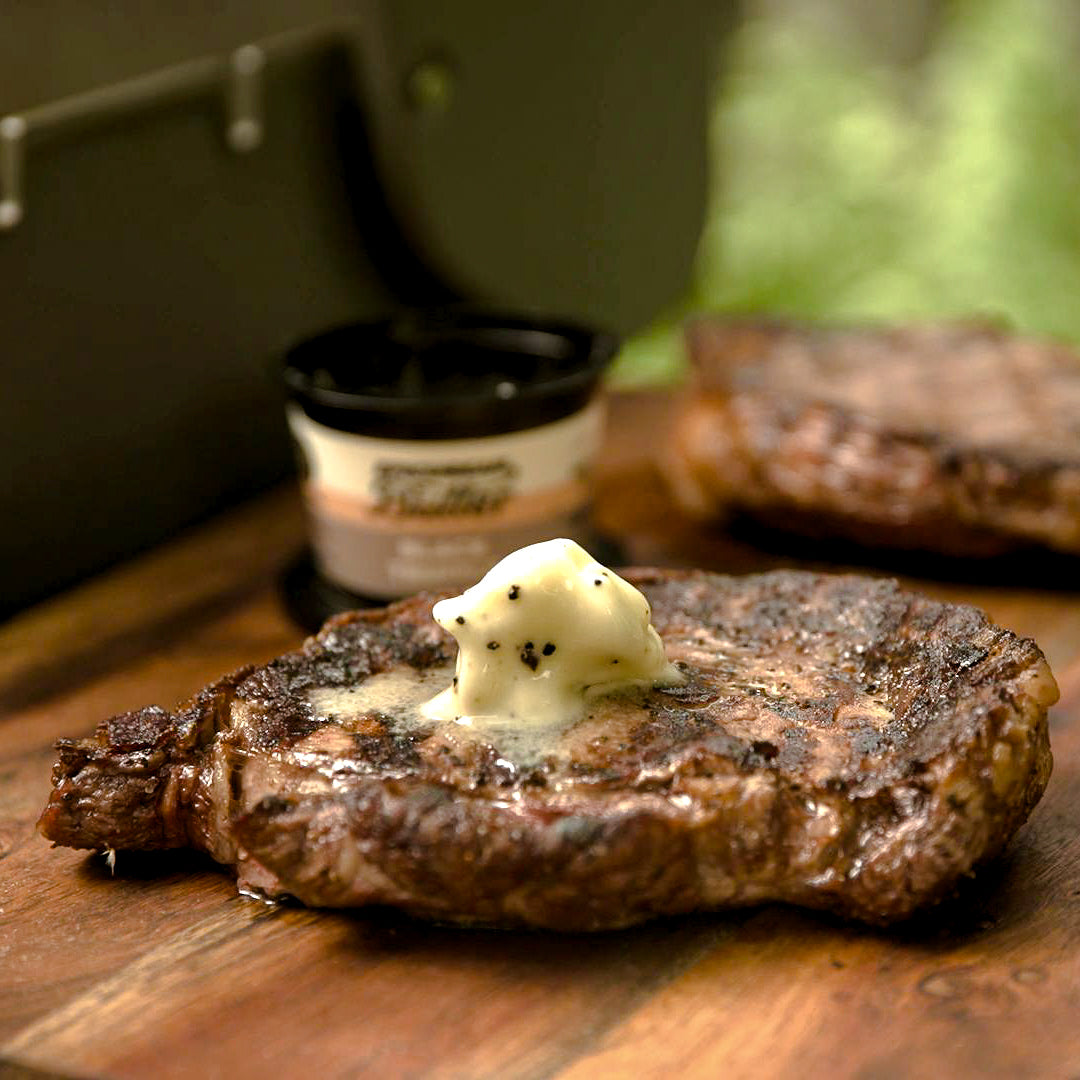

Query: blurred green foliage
left=610, top=0, right=1080, bottom=385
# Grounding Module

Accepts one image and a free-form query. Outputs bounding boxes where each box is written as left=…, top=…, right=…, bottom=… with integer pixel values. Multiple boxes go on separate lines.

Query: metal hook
left=0, top=114, right=27, bottom=231
left=226, top=44, right=266, bottom=153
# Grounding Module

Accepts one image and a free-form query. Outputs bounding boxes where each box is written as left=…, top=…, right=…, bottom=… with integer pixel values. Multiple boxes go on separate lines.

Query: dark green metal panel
left=378, top=0, right=726, bottom=331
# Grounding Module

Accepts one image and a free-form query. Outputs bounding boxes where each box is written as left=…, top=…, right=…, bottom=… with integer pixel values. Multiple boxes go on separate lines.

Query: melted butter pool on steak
left=305, top=662, right=665, bottom=790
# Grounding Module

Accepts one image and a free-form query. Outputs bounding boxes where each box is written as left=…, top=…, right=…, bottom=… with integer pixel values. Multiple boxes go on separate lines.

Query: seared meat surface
left=40, top=570, right=1057, bottom=930
left=667, top=320, right=1080, bottom=556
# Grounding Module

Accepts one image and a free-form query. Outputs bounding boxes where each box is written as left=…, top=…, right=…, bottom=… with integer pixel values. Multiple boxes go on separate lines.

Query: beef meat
left=666, top=320, right=1080, bottom=556
left=39, top=570, right=1057, bottom=930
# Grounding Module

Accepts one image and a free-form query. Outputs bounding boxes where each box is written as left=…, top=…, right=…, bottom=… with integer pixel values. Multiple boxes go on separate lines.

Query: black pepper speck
left=455, top=616, right=465, bottom=625
left=487, top=641, right=500, bottom=650
left=508, top=585, right=520, bottom=600
left=543, top=643, right=556, bottom=656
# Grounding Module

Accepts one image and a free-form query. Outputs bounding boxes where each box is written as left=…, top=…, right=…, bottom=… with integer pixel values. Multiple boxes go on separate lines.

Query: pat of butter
left=422, top=538, right=683, bottom=726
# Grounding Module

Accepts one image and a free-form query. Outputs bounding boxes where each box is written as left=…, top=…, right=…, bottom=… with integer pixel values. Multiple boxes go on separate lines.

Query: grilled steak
left=40, top=570, right=1056, bottom=930
left=667, top=320, right=1080, bottom=556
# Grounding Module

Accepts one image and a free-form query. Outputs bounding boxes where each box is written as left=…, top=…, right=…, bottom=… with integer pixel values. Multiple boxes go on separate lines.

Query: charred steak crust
left=666, top=320, right=1080, bottom=556
left=39, top=571, right=1057, bottom=930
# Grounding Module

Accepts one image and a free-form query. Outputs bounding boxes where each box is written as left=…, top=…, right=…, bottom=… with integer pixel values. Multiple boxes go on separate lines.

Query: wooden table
left=2, top=393, right=1078, bottom=1079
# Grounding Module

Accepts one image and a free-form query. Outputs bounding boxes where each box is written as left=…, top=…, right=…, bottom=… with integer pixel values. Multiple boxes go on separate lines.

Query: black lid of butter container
left=284, top=308, right=618, bottom=440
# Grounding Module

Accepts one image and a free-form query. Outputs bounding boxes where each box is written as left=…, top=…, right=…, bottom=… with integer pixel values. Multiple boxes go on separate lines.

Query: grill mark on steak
left=667, top=319, right=1080, bottom=557
left=38, top=571, right=1057, bottom=930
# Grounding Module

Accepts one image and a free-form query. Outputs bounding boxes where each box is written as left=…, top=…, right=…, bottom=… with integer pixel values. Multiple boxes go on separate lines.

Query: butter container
left=283, top=309, right=617, bottom=614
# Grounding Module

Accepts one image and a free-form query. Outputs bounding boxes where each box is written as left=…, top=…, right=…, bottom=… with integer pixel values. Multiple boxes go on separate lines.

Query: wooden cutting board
left=2, top=393, right=1078, bottom=1079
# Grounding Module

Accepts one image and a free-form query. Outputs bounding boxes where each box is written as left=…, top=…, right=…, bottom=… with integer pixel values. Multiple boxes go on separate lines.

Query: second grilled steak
left=667, top=320, right=1080, bottom=556
left=39, top=570, right=1056, bottom=930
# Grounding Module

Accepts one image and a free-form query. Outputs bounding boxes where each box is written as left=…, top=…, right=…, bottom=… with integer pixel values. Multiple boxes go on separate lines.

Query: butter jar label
left=287, top=401, right=604, bottom=598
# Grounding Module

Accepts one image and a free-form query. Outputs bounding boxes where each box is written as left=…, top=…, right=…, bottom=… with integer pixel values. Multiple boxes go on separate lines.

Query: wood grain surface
left=2, top=393, right=1078, bottom=1080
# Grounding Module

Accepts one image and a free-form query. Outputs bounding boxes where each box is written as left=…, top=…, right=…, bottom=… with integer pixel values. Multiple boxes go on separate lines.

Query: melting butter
left=422, top=537, right=683, bottom=727
left=309, top=661, right=660, bottom=771
left=310, top=664, right=454, bottom=729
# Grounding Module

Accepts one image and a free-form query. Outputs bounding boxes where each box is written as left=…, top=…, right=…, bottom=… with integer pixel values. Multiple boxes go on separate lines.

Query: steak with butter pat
left=39, top=570, right=1056, bottom=930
